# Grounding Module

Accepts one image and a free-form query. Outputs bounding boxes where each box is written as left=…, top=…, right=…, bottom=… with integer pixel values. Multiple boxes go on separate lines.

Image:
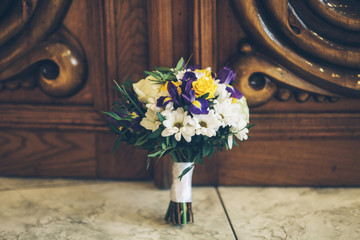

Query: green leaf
left=155, top=67, right=172, bottom=72
left=113, top=80, right=145, bottom=116
left=144, top=71, right=161, bottom=79
left=123, top=77, right=133, bottom=89
left=202, top=143, right=212, bottom=158
left=207, top=148, right=214, bottom=159
left=148, top=150, right=162, bottom=158
left=198, top=93, right=209, bottom=99
left=149, top=127, right=162, bottom=139
left=148, top=146, right=172, bottom=159
left=247, top=123, right=256, bottom=129
left=113, top=135, right=123, bottom=152
left=102, top=111, right=121, bottom=120
left=156, top=112, right=166, bottom=123
left=135, top=134, right=148, bottom=146
left=171, top=137, right=177, bottom=148
left=194, top=153, right=203, bottom=165
left=175, top=57, right=184, bottom=71
left=146, top=157, right=152, bottom=170
left=178, top=164, right=194, bottom=181
left=161, top=143, right=166, bottom=150
left=109, top=123, right=122, bottom=134
left=169, top=150, right=179, bottom=162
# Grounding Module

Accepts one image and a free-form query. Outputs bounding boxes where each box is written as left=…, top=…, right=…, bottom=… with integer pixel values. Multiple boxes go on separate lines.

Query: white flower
left=214, top=82, right=229, bottom=100
left=213, top=98, right=242, bottom=127
left=191, top=110, right=221, bottom=137
left=230, top=116, right=249, bottom=141
left=228, top=135, right=234, bottom=150
left=133, top=76, right=161, bottom=103
left=146, top=96, right=174, bottom=113
left=194, top=67, right=212, bottom=79
left=140, top=109, right=161, bottom=132
left=161, top=108, right=195, bottom=142
left=175, top=69, right=187, bottom=80
left=232, top=127, right=249, bottom=141
left=146, top=97, right=162, bottom=112
left=236, top=96, right=250, bottom=124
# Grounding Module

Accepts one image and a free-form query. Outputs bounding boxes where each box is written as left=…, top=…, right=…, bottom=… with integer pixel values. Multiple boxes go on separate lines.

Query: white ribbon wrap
left=170, top=162, right=194, bottom=203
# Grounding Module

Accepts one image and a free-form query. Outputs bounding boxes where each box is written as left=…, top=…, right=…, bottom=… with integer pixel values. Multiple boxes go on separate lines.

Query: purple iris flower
left=217, top=66, right=236, bottom=85
left=156, top=81, right=180, bottom=107
left=182, top=89, right=209, bottom=114
left=182, top=71, right=197, bottom=81
left=217, top=67, right=243, bottom=99
left=167, top=81, right=180, bottom=106
left=156, top=96, right=172, bottom=107
left=185, top=64, right=200, bottom=71
left=225, top=85, right=243, bottom=99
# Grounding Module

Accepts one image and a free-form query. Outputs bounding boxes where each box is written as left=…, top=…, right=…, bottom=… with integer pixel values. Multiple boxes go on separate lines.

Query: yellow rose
left=133, top=76, right=161, bottom=103
left=192, top=76, right=217, bottom=99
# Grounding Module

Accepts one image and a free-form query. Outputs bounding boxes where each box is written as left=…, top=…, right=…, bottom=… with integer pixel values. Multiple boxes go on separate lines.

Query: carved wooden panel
left=230, top=0, right=360, bottom=107
left=215, top=0, right=360, bottom=186
left=0, top=0, right=150, bottom=180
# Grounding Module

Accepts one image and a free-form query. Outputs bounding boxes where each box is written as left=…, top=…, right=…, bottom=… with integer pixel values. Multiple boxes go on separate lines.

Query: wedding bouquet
left=104, top=58, right=252, bottom=224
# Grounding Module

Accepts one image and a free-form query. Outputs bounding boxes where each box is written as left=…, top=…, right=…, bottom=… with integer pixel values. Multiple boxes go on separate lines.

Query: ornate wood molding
left=0, top=0, right=87, bottom=97
left=231, top=0, right=360, bottom=107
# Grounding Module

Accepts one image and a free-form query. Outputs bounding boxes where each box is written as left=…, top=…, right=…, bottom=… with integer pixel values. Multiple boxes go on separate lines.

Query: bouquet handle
left=164, top=162, right=194, bottom=224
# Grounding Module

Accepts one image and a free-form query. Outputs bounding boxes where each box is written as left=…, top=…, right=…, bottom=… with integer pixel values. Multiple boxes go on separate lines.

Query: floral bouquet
left=104, top=58, right=252, bottom=225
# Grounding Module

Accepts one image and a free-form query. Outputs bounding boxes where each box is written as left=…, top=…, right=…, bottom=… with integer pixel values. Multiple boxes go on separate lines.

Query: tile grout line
left=216, top=187, right=238, bottom=240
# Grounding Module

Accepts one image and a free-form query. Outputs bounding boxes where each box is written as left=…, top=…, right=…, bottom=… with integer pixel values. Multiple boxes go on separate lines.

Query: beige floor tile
left=218, top=187, right=360, bottom=240
left=0, top=177, right=100, bottom=191
left=0, top=181, right=235, bottom=240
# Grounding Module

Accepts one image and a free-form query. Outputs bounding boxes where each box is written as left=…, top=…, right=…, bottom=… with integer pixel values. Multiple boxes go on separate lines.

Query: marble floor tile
left=219, top=187, right=360, bottom=240
left=0, top=177, right=102, bottom=191
left=0, top=181, right=234, bottom=240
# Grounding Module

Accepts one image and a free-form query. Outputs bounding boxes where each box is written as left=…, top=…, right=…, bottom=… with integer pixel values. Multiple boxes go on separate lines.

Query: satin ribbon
left=170, top=162, right=194, bottom=202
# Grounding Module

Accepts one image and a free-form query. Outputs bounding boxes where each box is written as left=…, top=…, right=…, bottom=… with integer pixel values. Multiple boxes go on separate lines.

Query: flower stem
left=164, top=201, right=193, bottom=224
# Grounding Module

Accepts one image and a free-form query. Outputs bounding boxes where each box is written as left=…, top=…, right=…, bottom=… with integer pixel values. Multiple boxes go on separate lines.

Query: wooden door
left=1, top=0, right=360, bottom=187
left=152, top=0, right=360, bottom=187
left=0, top=0, right=150, bottom=180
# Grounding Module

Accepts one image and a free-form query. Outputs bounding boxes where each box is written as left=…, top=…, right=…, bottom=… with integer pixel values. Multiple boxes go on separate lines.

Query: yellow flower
left=192, top=76, right=217, bottom=99
left=131, top=111, right=139, bottom=118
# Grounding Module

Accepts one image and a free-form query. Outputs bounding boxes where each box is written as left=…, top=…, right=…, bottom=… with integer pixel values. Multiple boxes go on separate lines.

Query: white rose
left=238, top=96, right=250, bottom=124
left=133, top=76, right=161, bottom=103
left=140, top=109, right=161, bottom=132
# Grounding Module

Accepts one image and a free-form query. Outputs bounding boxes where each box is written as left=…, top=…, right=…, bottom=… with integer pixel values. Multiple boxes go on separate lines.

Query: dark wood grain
left=96, top=132, right=150, bottom=179
left=0, top=105, right=104, bottom=129
left=172, top=0, right=190, bottom=62
left=216, top=0, right=246, bottom=69
left=219, top=138, right=360, bottom=186
left=0, top=129, right=96, bottom=177
left=193, top=0, right=217, bottom=69
left=147, top=0, right=174, bottom=68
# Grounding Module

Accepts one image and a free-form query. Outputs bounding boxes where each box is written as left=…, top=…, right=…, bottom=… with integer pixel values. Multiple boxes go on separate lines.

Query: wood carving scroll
left=0, top=0, right=87, bottom=97
left=230, top=0, right=360, bottom=107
